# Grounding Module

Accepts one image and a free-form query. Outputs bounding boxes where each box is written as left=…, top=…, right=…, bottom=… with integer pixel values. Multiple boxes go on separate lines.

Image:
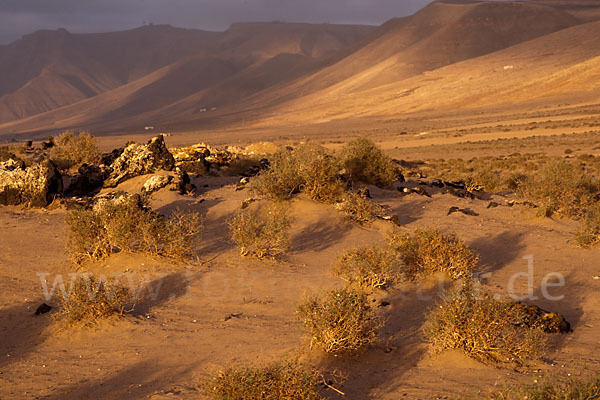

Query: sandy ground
left=1, top=143, right=599, bottom=398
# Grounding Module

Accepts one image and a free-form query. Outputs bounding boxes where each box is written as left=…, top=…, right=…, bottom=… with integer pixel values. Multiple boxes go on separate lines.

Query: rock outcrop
left=0, top=157, right=62, bottom=207
left=104, top=136, right=174, bottom=188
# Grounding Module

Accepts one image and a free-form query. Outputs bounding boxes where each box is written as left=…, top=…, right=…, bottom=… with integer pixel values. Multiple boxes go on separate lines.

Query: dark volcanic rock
left=513, top=303, right=571, bottom=334
left=66, top=164, right=107, bottom=196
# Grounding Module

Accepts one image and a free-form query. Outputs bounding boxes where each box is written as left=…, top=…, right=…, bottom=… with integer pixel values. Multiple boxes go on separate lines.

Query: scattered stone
left=512, top=303, right=571, bottom=334
left=441, top=187, right=475, bottom=199
left=381, top=215, right=401, bottom=226
left=224, top=313, right=243, bottom=321
left=430, top=179, right=445, bottom=188
left=241, top=198, right=257, bottom=210
left=379, top=301, right=391, bottom=307
left=399, top=187, right=431, bottom=197
left=104, top=136, right=175, bottom=188
left=448, top=206, right=479, bottom=216
left=34, top=303, right=52, bottom=315
left=142, top=175, right=172, bottom=194
left=487, top=201, right=500, bottom=208
left=0, top=158, right=62, bottom=207
left=41, top=137, right=55, bottom=150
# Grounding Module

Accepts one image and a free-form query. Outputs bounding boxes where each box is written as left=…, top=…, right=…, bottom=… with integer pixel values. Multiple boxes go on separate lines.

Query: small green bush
left=333, top=245, right=402, bottom=289
left=228, top=202, right=291, bottom=259
left=49, top=131, right=101, bottom=170
left=492, top=374, right=600, bottom=399
left=67, top=194, right=202, bottom=264
left=387, top=228, right=478, bottom=280
left=297, top=288, right=380, bottom=354
left=424, top=280, right=546, bottom=365
left=204, top=361, right=324, bottom=400
left=341, top=138, right=398, bottom=187
left=53, top=275, right=132, bottom=326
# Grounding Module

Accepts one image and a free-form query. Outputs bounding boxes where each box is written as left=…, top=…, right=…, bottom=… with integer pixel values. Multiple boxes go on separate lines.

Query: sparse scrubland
left=413, top=155, right=600, bottom=246
left=228, top=202, right=291, bottom=259
left=1, top=132, right=595, bottom=399
left=204, top=361, right=325, bottom=400
left=67, top=194, right=202, bottom=264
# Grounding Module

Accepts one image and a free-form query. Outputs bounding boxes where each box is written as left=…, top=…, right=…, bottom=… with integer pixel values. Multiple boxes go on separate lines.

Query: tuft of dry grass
left=204, top=360, right=324, bottom=400
left=53, top=275, right=132, bottom=326
left=424, top=280, right=547, bottom=365
left=228, top=202, right=292, bottom=259
left=492, top=373, right=600, bottom=400
left=333, top=245, right=402, bottom=290
left=340, top=138, right=398, bottom=187
left=49, top=131, right=101, bottom=170
left=297, top=288, right=380, bottom=354
left=67, top=194, right=202, bottom=264
left=387, top=228, right=478, bottom=280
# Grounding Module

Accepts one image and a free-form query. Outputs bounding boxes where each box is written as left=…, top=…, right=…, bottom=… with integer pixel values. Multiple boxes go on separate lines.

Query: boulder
left=66, top=164, right=107, bottom=196
left=104, top=136, right=174, bottom=188
left=170, top=168, right=196, bottom=194
left=0, top=158, right=62, bottom=207
left=142, top=174, right=172, bottom=194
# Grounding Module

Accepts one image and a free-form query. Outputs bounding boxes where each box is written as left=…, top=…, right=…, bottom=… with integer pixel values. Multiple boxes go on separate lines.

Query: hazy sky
left=0, top=0, right=433, bottom=44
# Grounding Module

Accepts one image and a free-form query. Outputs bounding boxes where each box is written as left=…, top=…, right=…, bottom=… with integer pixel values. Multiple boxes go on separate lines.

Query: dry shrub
left=334, top=189, right=385, bottom=224
left=492, top=374, right=600, bottom=400
left=425, top=280, right=546, bottom=365
left=340, top=138, right=398, bottom=187
left=49, top=131, right=101, bottom=170
left=220, top=155, right=262, bottom=176
left=575, top=206, right=600, bottom=248
left=250, top=144, right=386, bottom=224
left=67, top=194, right=202, bottom=264
left=250, top=144, right=342, bottom=202
left=53, top=275, right=132, bottom=326
left=204, top=360, right=324, bottom=400
left=228, top=202, right=291, bottom=259
left=516, top=159, right=600, bottom=218
left=387, top=228, right=478, bottom=280
left=333, top=246, right=402, bottom=289
left=297, top=288, right=380, bottom=354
